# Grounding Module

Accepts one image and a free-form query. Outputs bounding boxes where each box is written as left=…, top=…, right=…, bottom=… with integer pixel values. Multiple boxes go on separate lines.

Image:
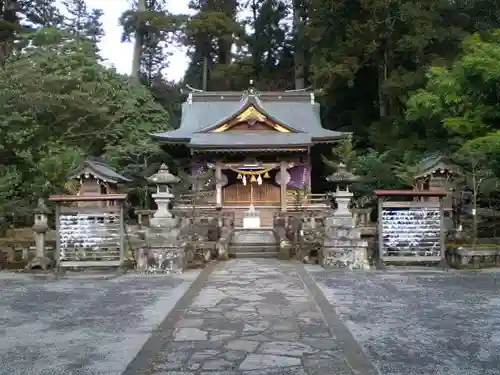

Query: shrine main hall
left=153, top=86, right=349, bottom=227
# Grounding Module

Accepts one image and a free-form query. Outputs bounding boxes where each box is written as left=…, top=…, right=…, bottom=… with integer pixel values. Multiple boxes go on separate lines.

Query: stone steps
left=229, top=228, right=278, bottom=258
left=230, top=244, right=278, bottom=252
left=230, top=250, right=279, bottom=258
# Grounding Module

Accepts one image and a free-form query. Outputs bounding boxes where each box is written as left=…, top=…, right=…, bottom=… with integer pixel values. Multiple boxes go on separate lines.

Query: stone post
left=280, top=161, right=287, bottom=212
left=215, top=162, right=222, bottom=208
left=27, top=198, right=52, bottom=271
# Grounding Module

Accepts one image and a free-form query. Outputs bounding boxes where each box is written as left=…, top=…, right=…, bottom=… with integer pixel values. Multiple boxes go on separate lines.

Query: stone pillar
left=215, top=162, right=222, bottom=208
left=280, top=161, right=287, bottom=212
left=27, top=198, right=52, bottom=271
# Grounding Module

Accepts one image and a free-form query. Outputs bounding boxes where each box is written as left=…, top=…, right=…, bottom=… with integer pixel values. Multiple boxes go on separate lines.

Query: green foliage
left=120, top=0, right=184, bottom=84
left=406, top=30, right=500, bottom=155
left=0, top=29, right=169, bottom=218
left=323, top=138, right=410, bottom=206
left=61, top=0, right=104, bottom=46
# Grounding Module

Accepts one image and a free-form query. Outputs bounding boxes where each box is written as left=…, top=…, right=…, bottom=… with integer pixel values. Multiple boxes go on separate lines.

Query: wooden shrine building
left=153, top=86, right=349, bottom=226
left=67, top=157, right=130, bottom=204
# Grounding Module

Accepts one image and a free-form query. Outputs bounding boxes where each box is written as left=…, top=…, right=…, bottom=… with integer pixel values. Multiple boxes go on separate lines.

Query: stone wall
left=446, top=246, right=500, bottom=269
left=0, top=241, right=56, bottom=269
left=131, top=210, right=235, bottom=273
left=273, top=210, right=377, bottom=267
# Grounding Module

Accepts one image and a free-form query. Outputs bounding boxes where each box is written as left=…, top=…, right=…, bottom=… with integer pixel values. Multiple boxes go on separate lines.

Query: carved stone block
left=278, top=240, right=292, bottom=260
left=136, top=247, right=148, bottom=272
left=26, top=256, right=53, bottom=271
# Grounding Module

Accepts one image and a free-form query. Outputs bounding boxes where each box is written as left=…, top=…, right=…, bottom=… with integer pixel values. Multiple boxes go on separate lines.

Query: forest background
left=2, top=0, right=500, bottom=235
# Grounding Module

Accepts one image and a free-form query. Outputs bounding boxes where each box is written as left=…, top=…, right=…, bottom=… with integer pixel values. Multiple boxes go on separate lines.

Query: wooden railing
left=175, top=191, right=330, bottom=210
left=286, top=192, right=329, bottom=210
left=175, top=191, right=215, bottom=206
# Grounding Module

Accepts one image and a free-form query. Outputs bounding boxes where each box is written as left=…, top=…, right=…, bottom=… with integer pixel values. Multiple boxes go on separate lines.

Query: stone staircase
left=229, top=228, right=278, bottom=258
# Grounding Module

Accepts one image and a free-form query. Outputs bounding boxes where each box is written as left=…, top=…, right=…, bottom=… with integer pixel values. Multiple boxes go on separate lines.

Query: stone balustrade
left=446, top=245, right=500, bottom=269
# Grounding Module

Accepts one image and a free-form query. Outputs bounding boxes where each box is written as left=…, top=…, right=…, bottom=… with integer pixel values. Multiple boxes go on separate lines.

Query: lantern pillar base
left=151, top=193, right=176, bottom=228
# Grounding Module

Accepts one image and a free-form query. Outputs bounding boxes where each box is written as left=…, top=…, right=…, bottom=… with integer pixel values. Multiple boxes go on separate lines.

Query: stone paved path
left=141, top=259, right=359, bottom=375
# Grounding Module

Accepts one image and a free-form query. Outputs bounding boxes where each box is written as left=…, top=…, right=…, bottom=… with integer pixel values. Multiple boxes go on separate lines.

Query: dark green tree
left=62, top=0, right=104, bottom=46
left=0, top=29, right=169, bottom=216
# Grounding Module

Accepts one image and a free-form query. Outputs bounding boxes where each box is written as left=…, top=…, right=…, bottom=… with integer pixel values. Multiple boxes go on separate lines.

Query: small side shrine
left=49, top=157, right=130, bottom=271
left=413, top=154, right=461, bottom=191
left=68, top=156, right=131, bottom=198
left=413, top=153, right=462, bottom=231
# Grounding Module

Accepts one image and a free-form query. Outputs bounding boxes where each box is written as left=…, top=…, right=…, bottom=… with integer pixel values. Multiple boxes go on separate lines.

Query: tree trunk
left=202, top=56, right=208, bottom=91
left=131, top=0, right=147, bottom=81
left=472, top=189, right=477, bottom=249
left=293, top=0, right=305, bottom=89
left=250, top=0, right=261, bottom=80
left=377, top=45, right=388, bottom=118
left=0, top=0, right=17, bottom=68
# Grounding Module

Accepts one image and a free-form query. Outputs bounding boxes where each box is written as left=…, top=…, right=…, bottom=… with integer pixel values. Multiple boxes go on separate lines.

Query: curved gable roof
left=197, top=95, right=303, bottom=133
left=69, top=157, right=131, bottom=183
left=152, top=90, right=350, bottom=146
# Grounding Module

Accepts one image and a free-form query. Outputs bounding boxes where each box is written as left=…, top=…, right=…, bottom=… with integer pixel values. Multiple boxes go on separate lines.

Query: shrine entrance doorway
left=218, top=162, right=286, bottom=228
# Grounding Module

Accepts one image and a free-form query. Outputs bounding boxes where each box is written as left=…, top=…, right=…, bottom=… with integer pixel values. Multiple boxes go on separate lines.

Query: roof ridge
left=189, top=90, right=313, bottom=103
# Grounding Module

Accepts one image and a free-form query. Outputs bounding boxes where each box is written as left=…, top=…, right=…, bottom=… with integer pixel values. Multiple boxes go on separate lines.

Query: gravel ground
left=0, top=270, right=200, bottom=375
left=307, top=266, right=500, bottom=375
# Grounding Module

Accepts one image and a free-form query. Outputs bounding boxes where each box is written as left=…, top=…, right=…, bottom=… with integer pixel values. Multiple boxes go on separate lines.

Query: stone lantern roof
left=326, top=163, right=360, bottom=183
left=148, top=164, right=180, bottom=185
left=33, top=198, right=51, bottom=215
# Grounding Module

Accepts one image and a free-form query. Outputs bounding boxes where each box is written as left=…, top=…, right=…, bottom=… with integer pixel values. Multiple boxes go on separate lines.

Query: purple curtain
left=190, top=162, right=207, bottom=177
left=287, top=165, right=310, bottom=189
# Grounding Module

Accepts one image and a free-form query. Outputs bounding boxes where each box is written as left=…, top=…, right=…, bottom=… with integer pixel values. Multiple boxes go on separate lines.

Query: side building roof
left=152, top=89, right=350, bottom=149
left=68, top=156, right=132, bottom=184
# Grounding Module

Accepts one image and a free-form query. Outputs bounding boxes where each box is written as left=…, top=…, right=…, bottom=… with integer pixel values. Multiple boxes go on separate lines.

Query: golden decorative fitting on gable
left=211, top=105, right=292, bottom=133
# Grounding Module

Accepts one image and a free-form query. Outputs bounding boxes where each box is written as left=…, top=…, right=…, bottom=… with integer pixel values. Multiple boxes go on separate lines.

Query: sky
left=84, top=0, right=192, bottom=82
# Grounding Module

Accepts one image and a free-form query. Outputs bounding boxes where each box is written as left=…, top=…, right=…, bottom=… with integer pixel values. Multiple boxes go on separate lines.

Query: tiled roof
left=69, top=156, right=132, bottom=183
left=189, top=132, right=313, bottom=148
left=152, top=90, right=349, bottom=147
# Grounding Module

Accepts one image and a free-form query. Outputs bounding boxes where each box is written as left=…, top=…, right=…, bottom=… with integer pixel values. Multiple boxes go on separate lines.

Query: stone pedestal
left=150, top=192, right=176, bottom=228
left=321, top=191, right=370, bottom=270
left=139, top=224, right=186, bottom=274
left=243, top=205, right=260, bottom=229
left=138, top=194, right=184, bottom=273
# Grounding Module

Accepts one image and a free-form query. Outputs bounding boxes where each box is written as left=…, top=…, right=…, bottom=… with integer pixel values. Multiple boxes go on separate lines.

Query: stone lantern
left=27, top=198, right=52, bottom=270
left=147, top=164, right=180, bottom=227
left=326, top=163, right=360, bottom=220
left=321, top=163, right=369, bottom=270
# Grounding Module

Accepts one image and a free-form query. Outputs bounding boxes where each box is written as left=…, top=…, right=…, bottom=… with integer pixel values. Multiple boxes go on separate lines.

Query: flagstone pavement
left=127, top=259, right=374, bottom=375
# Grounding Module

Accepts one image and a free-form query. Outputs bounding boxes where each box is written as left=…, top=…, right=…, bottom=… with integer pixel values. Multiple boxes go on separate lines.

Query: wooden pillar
left=215, top=161, right=222, bottom=208
left=306, top=153, right=312, bottom=192
left=280, top=161, right=287, bottom=212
